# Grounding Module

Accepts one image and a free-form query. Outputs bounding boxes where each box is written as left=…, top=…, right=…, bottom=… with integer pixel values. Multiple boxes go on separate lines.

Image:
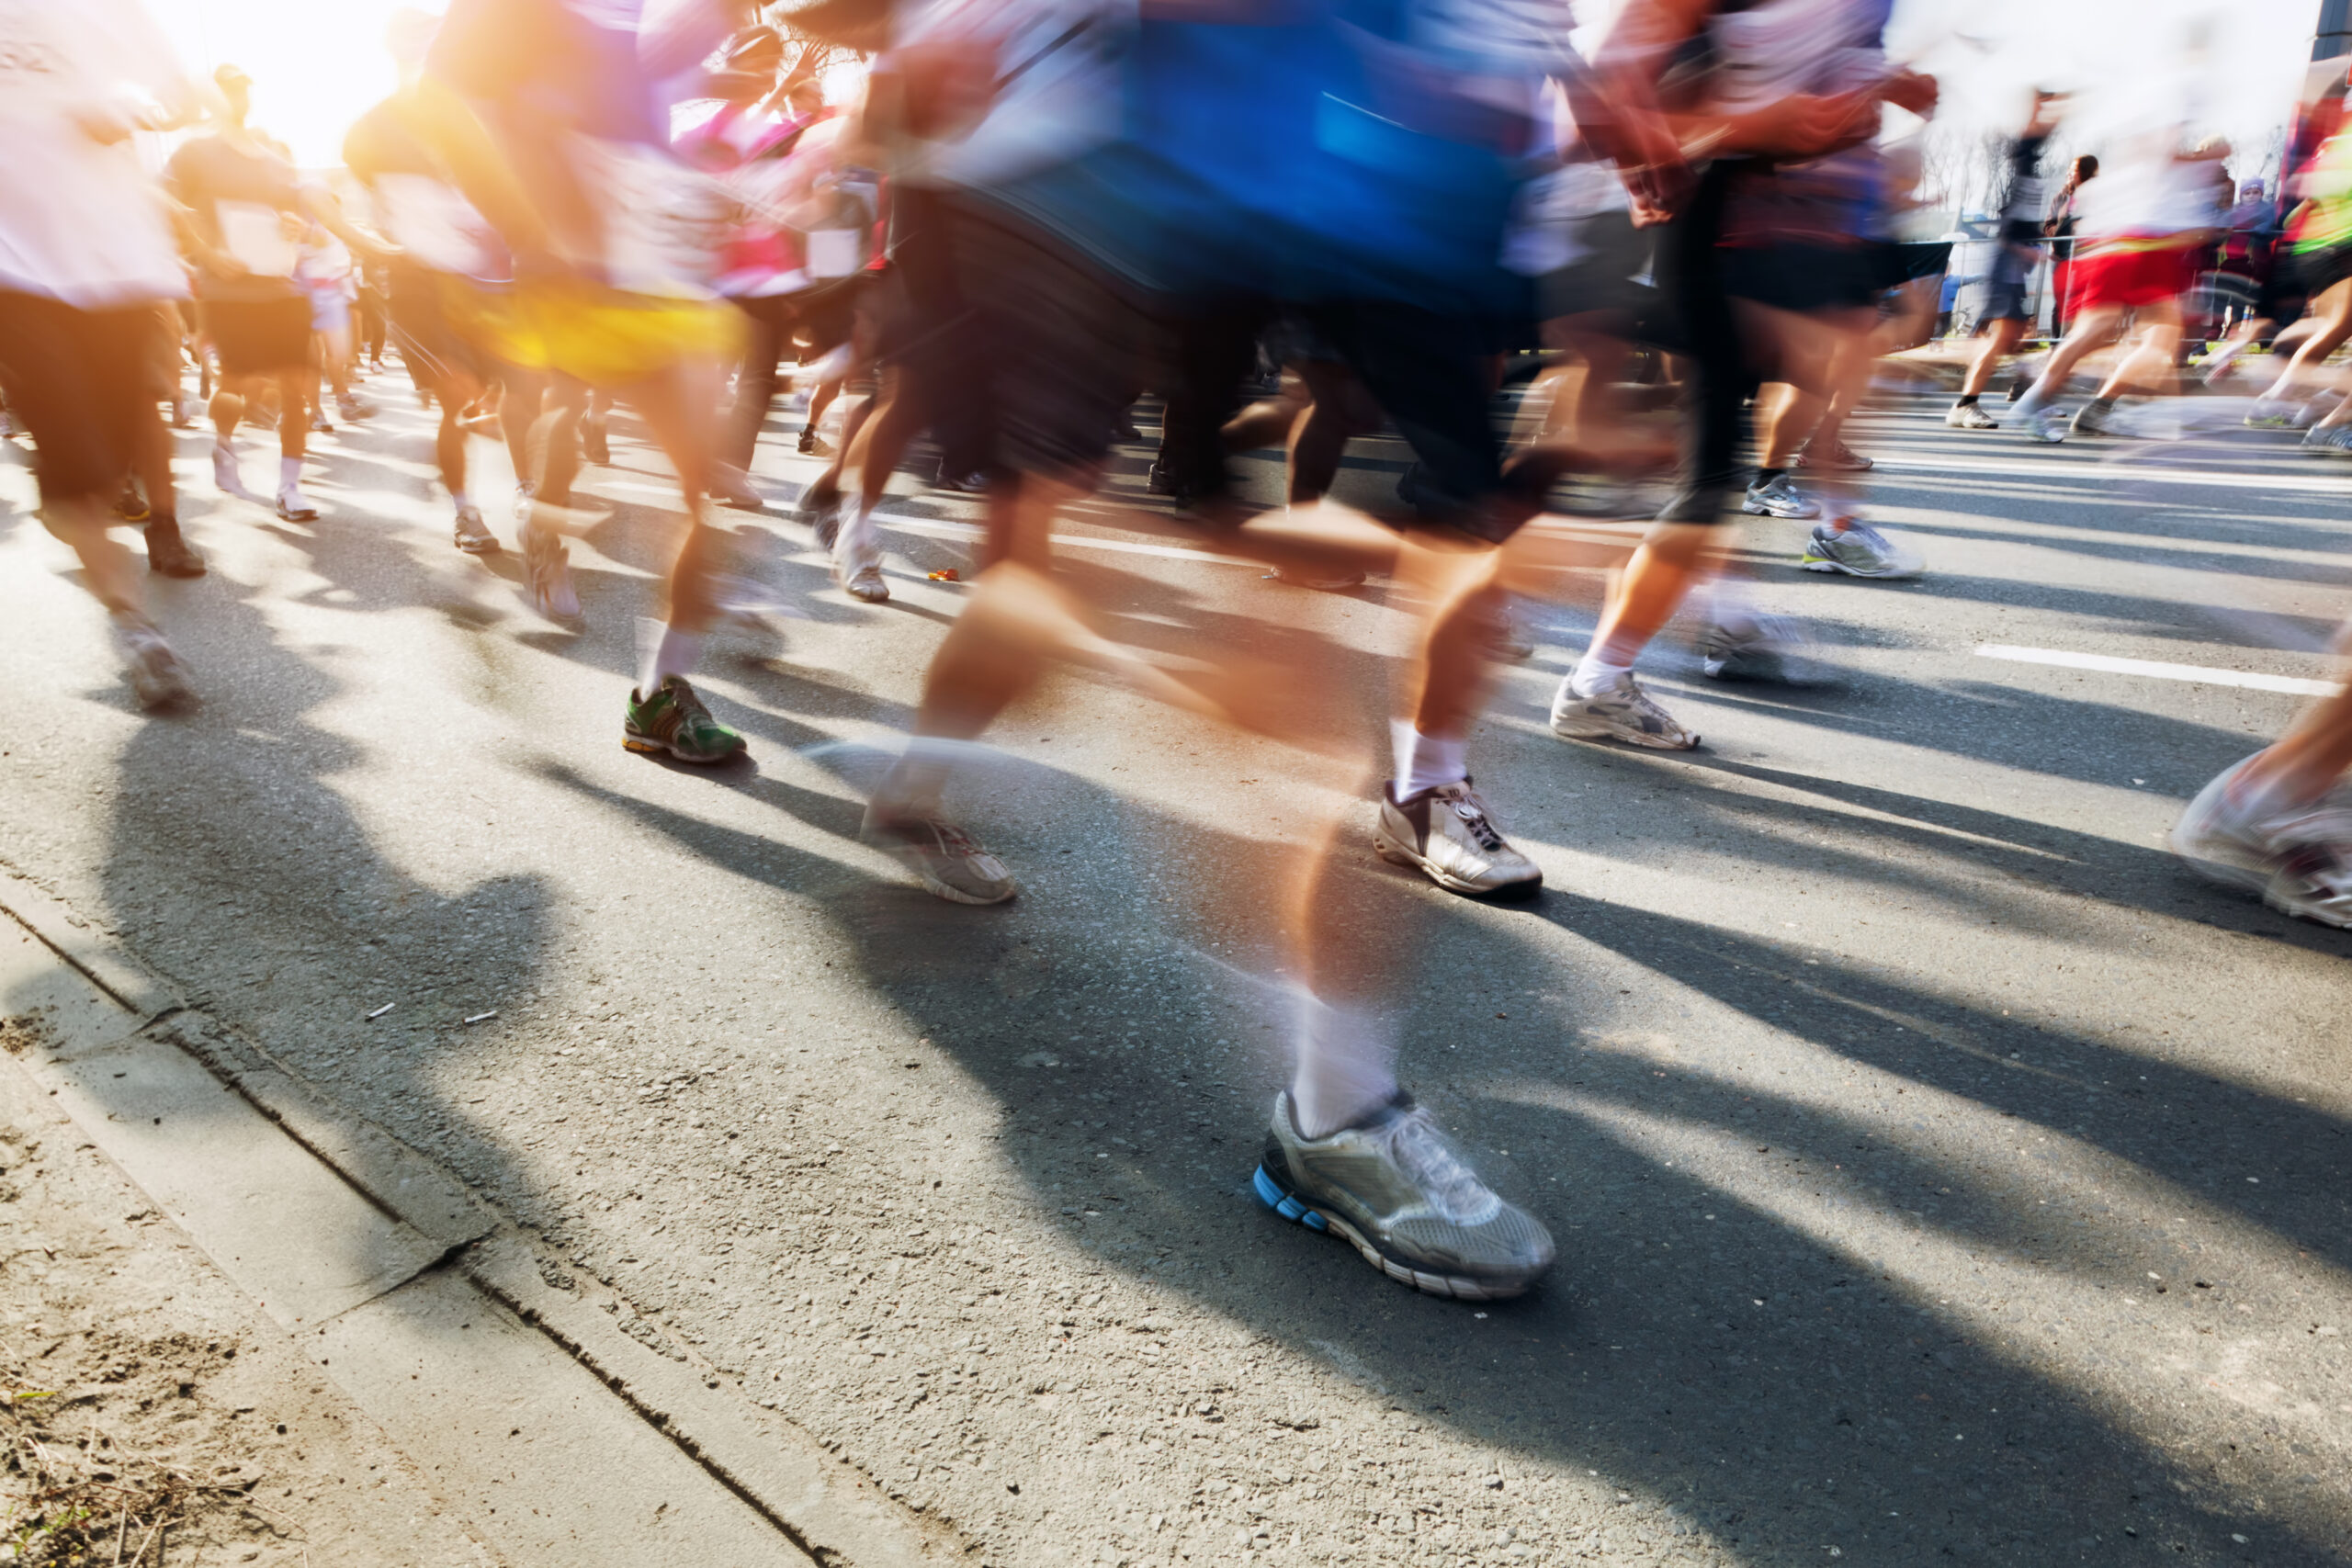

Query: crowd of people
left=6, top=0, right=2349, bottom=1303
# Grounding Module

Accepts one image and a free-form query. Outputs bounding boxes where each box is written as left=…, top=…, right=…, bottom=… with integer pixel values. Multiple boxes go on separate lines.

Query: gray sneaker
left=454, top=504, right=498, bottom=555
left=518, top=509, right=582, bottom=621
left=1373, top=779, right=1542, bottom=898
left=1255, top=1090, right=1555, bottom=1302
left=1550, top=670, right=1698, bottom=750
left=114, top=620, right=195, bottom=712
left=1741, top=473, right=1821, bottom=519
left=2172, top=757, right=2352, bottom=928
left=863, top=807, right=1016, bottom=905
left=2068, top=400, right=2117, bottom=437
left=2022, top=404, right=2069, bottom=444
left=1800, top=518, right=1922, bottom=580
left=2301, top=423, right=2352, bottom=456
left=1696, top=611, right=1820, bottom=682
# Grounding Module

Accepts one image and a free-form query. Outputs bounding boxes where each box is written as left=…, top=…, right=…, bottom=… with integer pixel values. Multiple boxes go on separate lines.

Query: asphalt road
left=2, top=372, right=2347, bottom=1568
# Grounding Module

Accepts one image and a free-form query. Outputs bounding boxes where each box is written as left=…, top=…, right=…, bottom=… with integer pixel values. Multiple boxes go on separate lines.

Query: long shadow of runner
left=542, top=750, right=2348, bottom=1566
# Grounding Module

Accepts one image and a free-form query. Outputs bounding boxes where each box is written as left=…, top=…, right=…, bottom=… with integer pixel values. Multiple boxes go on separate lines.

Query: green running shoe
left=624, top=675, right=745, bottom=764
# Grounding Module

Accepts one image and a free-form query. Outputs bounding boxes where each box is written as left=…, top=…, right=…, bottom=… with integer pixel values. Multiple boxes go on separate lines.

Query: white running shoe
left=519, top=509, right=582, bottom=622
left=211, top=445, right=250, bottom=499
left=112, top=619, right=196, bottom=711
left=710, top=463, right=764, bottom=510
left=834, top=513, right=888, bottom=603
left=2172, top=757, right=2352, bottom=929
left=2021, top=404, right=2069, bottom=444
left=1800, top=518, right=1923, bottom=580
left=1372, top=779, right=1543, bottom=897
left=1697, top=611, right=1821, bottom=682
left=275, top=486, right=319, bottom=523
left=1946, top=402, right=1998, bottom=430
left=1549, top=670, right=1699, bottom=750
left=1741, top=473, right=1821, bottom=519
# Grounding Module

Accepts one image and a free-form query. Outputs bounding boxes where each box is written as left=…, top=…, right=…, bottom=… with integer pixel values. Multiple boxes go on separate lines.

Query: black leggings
left=1653, top=160, right=1758, bottom=523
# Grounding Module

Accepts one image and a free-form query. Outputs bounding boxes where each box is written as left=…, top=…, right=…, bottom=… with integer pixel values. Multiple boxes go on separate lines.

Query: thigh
left=1311, top=300, right=1506, bottom=535
left=0, top=294, right=153, bottom=504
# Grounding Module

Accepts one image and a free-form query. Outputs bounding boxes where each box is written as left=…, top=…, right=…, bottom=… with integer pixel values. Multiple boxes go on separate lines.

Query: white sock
left=1389, top=718, right=1466, bottom=798
left=278, top=456, right=304, bottom=494
left=449, top=488, right=472, bottom=510
left=1288, top=989, right=1399, bottom=1141
left=1699, top=576, right=1756, bottom=630
left=878, top=735, right=959, bottom=817
left=1571, top=649, right=1634, bottom=698
left=636, top=620, right=703, bottom=696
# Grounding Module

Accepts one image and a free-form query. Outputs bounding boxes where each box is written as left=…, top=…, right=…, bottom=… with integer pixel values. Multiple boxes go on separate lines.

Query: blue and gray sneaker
left=1800, top=518, right=1922, bottom=580
left=1741, top=473, right=1821, bottom=519
left=1256, top=1090, right=1555, bottom=1302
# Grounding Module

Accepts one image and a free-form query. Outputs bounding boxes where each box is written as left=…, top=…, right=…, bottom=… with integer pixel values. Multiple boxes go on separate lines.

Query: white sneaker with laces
left=1946, top=402, right=1998, bottom=430
left=1549, top=670, right=1699, bottom=750
left=1372, top=779, right=1542, bottom=897
left=1741, top=473, right=1821, bottom=519
left=834, top=513, right=888, bottom=603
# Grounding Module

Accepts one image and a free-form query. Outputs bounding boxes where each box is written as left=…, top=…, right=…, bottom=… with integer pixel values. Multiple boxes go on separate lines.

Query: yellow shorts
left=458, top=277, right=741, bottom=389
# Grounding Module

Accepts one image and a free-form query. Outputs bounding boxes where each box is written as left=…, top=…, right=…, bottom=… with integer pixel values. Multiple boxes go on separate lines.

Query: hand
left=1882, top=68, right=1939, bottom=119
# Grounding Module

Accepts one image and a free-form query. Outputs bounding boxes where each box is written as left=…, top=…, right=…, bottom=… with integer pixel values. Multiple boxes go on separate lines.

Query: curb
left=0, top=874, right=941, bottom=1568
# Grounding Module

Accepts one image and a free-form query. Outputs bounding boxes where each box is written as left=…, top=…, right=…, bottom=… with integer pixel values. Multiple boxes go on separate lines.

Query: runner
left=2007, top=123, right=2226, bottom=443
left=343, top=7, right=537, bottom=555
left=2173, top=654, right=2352, bottom=929
left=165, top=64, right=393, bottom=523
left=1545, top=0, right=1937, bottom=750
left=415, top=0, right=753, bottom=764
left=0, top=0, right=204, bottom=707
left=1948, top=91, right=2062, bottom=430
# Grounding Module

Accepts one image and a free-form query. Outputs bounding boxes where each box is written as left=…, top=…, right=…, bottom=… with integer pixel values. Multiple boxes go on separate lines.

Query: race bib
left=220, top=201, right=299, bottom=277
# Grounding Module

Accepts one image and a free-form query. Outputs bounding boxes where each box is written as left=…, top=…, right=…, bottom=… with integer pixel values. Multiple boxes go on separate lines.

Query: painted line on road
left=1876, top=452, right=2348, bottom=497
left=1973, top=644, right=2340, bottom=697
left=876, top=514, right=1263, bottom=569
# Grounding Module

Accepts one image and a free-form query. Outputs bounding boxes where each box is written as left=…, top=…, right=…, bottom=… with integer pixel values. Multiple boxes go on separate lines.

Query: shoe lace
left=1436, top=784, right=1505, bottom=852
left=1375, top=1110, right=1502, bottom=1226
left=666, top=678, right=715, bottom=727
left=926, top=818, right=982, bottom=856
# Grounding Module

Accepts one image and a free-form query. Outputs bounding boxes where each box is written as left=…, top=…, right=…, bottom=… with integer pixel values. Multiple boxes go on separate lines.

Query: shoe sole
left=622, top=730, right=744, bottom=766
left=894, top=861, right=1017, bottom=906
left=1740, top=501, right=1819, bottom=519
left=1801, top=557, right=1920, bottom=580
left=1370, top=831, right=1541, bottom=898
left=1549, top=716, right=1699, bottom=750
left=457, top=537, right=502, bottom=556
left=1251, top=1162, right=1527, bottom=1303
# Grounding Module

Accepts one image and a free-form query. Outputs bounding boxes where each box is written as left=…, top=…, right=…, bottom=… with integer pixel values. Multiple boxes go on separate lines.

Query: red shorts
left=2072, top=243, right=2198, bottom=311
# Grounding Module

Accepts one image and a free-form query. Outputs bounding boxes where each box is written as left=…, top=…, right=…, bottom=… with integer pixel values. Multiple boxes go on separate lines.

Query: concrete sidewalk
left=1, top=880, right=933, bottom=1568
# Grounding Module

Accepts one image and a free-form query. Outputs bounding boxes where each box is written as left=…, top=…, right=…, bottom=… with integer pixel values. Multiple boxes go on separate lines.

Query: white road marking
left=1973, top=644, right=2340, bottom=697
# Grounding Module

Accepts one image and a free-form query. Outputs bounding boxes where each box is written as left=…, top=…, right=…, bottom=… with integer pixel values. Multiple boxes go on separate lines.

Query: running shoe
left=1800, top=518, right=1922, bottom=579
left=453, top=504, right=498, bottom=555
left=797, top=428, right=833, bottom=457
left=276, top=487, right=319, bottom=523
left=2301, top=424, right=2352, bottom=456
left=862, top=806, right=1017, bottom=905
left=2068, top=400, right=2116, bottom=437
left=337, top=392, right=377, bottom=423
left=1945, top=402, right=1998, bottom=430
left=1549, top=670, right=1699, bottom=750
left=797, top=487, right=842, bottom=549
left=623, top=675, right=745, bottom=764
left=112, top=619, right=195, bottom=712
left=581, top=417, right=611, bottom=467
left=933, top=468, right=989, bottom=495
left=113, top=481, right=151, bottom=524
left=834, top=513, right=888, bottom=603
left=1793, top=436, right=1872, bottom=471
left=2243, top=400, right=2297, bottom=430
left=518, top=511, right=582, bottom=621
left=211, top=445, right=251, bottom=499
left=1372, top=779, right=1542, bottom=898
left=711, top=463, right=764, bottom=510
left=2021, top=404, right=2069, bottom=444
left=1741, top=473, right=1821, bottom=519
left=2172, top=758, right=2352, bottom=929
left=309, top=412, right=335, bottom=434
left=144, top=519, right=206, bottom=579
left=1255, top=1090, right=1555, bottom=1302
left=1696, top=611, right=1819, bottom=682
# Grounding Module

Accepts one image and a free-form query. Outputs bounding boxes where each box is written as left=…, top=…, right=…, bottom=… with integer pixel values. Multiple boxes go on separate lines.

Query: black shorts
left=2289, top=243, right=2352, bottom=301
left=1537, top=211, right=1657, bottom=327
left=202, top=294, right=313, bottom=376
left=0, top=292, right=164, bottom=506
left=1723, top=243, right=1885, bottom=314
left=387, top=265, right=490, bottom=390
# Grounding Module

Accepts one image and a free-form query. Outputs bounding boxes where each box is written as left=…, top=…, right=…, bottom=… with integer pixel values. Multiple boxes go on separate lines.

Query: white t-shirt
left=0, top=0, right=190, bottom=307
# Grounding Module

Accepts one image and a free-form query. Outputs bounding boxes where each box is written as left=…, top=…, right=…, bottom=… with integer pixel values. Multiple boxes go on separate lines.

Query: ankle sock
left=1389, top=719, right=1467, bottom=799
left=1754, top=466, right=1787, bottom=486
left=1570, top=650, right=1634, bottom=698
left=1955, top=393, right=1980, bottom=407
left=278, top=456, right=303, bottom=494
left=636, top=618, right=704, bottom=697
left=1288, top=989, right=1398, bottom=1141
